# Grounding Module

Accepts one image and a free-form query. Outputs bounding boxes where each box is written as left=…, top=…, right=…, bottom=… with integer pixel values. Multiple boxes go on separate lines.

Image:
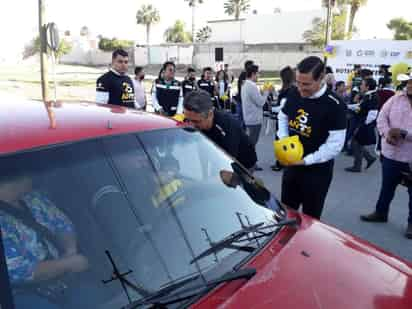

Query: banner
left=327, top=40, right=412, bottom=82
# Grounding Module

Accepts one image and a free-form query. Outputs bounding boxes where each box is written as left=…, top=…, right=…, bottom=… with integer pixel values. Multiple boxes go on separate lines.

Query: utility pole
left=324, top=0, right=333, bottom=65
left=38, top=0, right=49, bottom=101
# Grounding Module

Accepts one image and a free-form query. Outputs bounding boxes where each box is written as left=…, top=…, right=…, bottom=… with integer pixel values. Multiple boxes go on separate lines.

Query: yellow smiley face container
left=274, top=135, right=304, bottom=165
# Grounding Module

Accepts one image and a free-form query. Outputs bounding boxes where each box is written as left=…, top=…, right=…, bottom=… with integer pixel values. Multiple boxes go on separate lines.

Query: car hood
left=194, top=216, right=412, bottom=309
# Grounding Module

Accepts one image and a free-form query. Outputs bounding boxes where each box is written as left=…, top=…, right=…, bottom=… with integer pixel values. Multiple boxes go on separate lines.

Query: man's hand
left=283, top=160, right=305, bottom=167
left=387, top=128, right=402, bottom=145
left=65, top=254, right=89, bottom=273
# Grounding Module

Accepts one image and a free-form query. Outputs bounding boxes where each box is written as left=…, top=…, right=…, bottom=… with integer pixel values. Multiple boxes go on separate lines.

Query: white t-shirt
left=132, top=79, right=146, bottom=109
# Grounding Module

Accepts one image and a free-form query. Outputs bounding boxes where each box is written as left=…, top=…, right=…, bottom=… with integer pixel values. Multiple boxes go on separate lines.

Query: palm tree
left=347, top=0, right=367, bottom=39
left=224, top=0, right=250, bottom=20
left=136, top=4, right=160, bottom=63
left=184, top=0, right=204, bottom=42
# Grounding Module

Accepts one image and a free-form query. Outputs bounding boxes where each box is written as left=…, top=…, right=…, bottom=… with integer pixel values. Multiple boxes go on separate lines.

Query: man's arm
left=96, top=76, right=109, bottom=104
left=377, top=96, right=394, bottom=138
left=277, top=111, right=289, bottom=139
left=302, top=129, right=346, bottom=165
left=249, top=83, right=267, bottom=108
left=151, top=83, right=162, bottom=112
left=177, top=87, right=184, bottom=114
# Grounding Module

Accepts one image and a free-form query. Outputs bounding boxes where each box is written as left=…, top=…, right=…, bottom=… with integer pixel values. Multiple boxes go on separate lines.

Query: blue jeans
left=375, top=156, right=412, bottom=223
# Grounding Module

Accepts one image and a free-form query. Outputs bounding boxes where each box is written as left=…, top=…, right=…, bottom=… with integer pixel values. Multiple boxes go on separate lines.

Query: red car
left=0, top=99, right=411, bottom=309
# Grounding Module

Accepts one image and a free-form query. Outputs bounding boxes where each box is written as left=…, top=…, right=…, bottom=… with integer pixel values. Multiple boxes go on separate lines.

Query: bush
left=98, top=37, right=134, bottom=52
left=23, top=36, right=72, bottom=60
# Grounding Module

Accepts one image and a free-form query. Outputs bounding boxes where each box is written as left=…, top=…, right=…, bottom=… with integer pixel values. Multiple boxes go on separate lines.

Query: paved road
left=254, top=129, right=412, bottom=262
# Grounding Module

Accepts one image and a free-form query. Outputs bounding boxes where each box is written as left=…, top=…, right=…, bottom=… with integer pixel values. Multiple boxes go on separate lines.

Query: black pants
left=352, top=139, right=375, bottom=169
left=281, top=162, right=334, bottom=219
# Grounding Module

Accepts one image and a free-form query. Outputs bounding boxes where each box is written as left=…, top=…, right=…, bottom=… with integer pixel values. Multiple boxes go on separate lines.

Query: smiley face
left=274, top=135, right=304, bottom=165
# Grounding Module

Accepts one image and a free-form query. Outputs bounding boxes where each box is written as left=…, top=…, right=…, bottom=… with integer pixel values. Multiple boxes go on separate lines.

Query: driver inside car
left=0, top=170, right=93, bottom=308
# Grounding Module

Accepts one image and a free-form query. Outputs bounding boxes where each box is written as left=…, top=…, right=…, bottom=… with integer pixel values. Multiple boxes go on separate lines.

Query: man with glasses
left=183, top=90, right=257, bottom=171
left=96, top=49, right=135, bottom=107
left=152, top=61, right=183, bottom=116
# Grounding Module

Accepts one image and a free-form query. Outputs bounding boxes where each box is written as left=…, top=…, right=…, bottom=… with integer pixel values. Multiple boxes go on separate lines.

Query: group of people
left=95, top=48, right=412, bottom=239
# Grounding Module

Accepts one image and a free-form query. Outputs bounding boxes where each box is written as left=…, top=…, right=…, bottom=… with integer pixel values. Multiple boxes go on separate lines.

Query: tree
left=184, top=0, right=204, bottom=45
left=98, top=37, right=134, bottom=52
left=80, top=26, right=90, bottom=37
left=23, top=36, right=72, bottom=61
left=387, top=18, right=412, bottom=40
left=303, top=10, right=349, bottom=48
left=346, top=0, right=367, bottom=39
left=224, top=0, right=250, bottom=20
left=196, top=26, right=212, bottom=43
left=164, top=20, right=192, bottom=43
left=136, top=4, right=160, bottom=46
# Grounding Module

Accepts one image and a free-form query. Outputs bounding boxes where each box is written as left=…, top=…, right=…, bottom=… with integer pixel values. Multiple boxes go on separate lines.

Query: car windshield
left=0, top=127, right=282, bottom=309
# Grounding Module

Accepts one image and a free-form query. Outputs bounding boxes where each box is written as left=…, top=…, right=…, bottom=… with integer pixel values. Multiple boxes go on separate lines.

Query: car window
left=0, top=128, right=281, bottom=309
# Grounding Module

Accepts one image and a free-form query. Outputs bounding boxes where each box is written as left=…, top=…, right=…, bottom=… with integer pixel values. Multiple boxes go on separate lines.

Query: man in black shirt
left=96, top=49, right=135, bottom=108
left=183, top=90, right=257, bottom=170
left=182, top=67, right=197, bottom=98
left=277, top=56, right=347, bottom=219
left=152, top=61, right=183, bottom=116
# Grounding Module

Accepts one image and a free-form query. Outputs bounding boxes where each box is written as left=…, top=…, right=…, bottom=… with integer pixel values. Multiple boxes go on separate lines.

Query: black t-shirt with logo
left=96, top=71, right=135, bottom=108
left=281, top=87, right=347, bottom=158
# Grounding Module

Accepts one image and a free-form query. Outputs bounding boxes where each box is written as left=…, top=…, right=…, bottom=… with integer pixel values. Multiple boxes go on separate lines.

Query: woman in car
left=0, top=171, right=91, bottom=308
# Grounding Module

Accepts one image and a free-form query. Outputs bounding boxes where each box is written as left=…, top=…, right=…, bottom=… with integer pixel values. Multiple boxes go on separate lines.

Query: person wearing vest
left=198, top=67, right=217, bottom=108
left=182, top=67, right=197, bottom=98
left=277, top=56, right=347, bottom=220
left=152, top=62, right=183, bottom=117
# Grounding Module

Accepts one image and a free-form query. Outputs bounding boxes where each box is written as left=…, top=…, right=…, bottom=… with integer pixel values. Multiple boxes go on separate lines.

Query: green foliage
left=303, top=9, right=350, bottom=48
left=196, top=26, right=212, bottom=43
left=23, top=36, right=72, bottom=60
left=98, top=37, right=134, bottom=52
left=224, top=0, right=250, bottom=20
left=387, top=18, right=412, bottom=40
left=164, top=20, right=192, bottom=43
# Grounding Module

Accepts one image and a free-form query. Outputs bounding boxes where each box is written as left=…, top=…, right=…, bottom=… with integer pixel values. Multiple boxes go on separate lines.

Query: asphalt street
left=254, top=128, right=412, bottom=262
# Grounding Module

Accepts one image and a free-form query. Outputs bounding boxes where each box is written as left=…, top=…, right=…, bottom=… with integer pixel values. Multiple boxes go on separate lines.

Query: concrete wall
left=207, top=10, right=324, bottom=45
left=194, top=42, right=322, bottom=71
left=208, top=20, right=245, bottom=43
left=135, top=45, right=194, bottom=66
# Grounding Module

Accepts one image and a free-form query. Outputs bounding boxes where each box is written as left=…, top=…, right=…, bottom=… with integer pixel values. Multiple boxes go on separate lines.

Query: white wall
left=207, top=10, right=324, bottom=44
left=208, top=20, right=245, bottom=43
left=135, top=45, right=194, bottom=65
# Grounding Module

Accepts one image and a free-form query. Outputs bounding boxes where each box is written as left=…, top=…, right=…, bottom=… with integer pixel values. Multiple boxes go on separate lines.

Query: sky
left=1, top=0, right=411, bottom=60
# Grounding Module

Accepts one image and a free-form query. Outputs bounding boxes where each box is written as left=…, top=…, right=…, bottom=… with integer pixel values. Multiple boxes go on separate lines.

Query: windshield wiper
left=124, top=268, right=256, bottom=309
left=190, top=218, right=297, bottom=265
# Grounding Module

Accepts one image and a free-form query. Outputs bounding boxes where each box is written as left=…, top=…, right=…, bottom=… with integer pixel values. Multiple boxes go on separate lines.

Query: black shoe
left=405, top=224, right=412, bottom=239
left=271, top=163, right=283, bottom=172
left=360, top=212, right=388, bottom=223
left=366, top=158, right=377, bottom=170
left=254, top=165, right=263, bottom=171
left=345, top=167, right=361, bottom=173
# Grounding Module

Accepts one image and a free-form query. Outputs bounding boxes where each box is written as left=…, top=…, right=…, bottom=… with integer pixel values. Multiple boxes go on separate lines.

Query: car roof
left=0, top=96, right=178, bottom=155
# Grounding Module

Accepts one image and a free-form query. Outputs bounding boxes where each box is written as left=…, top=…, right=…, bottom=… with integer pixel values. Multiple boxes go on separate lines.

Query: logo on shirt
left=121, top=82, right=135, bottom=102
left=289, top=109, right=312, bottom=138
